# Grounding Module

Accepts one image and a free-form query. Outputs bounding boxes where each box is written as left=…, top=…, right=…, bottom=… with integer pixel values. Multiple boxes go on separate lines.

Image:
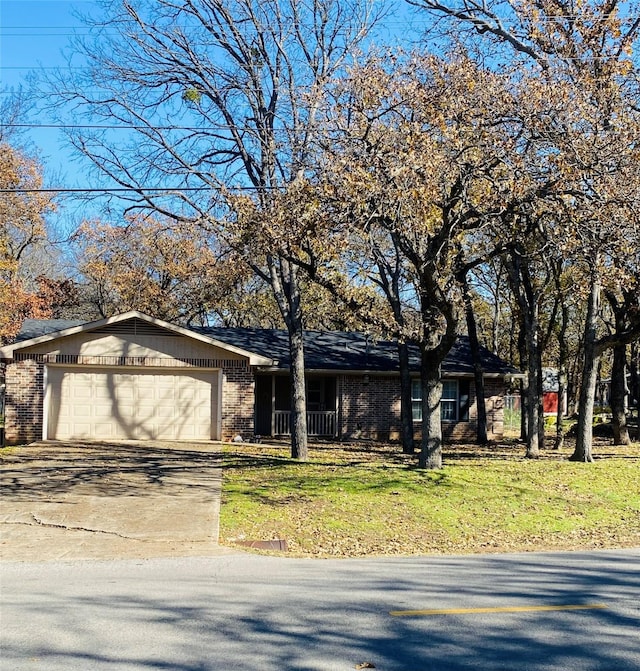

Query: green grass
left=219, top=439, right=640, bottom=556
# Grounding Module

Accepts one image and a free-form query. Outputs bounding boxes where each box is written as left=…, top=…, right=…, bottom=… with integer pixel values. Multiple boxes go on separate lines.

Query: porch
left=273, top=410, right=337, bottom=437
left=255, top=374, right=338, bottom=437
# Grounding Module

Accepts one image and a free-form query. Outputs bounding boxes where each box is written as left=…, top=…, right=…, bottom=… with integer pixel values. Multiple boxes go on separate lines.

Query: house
left=542, top=368, right=567, bottom=416
left=597, top=370, right=639, bottom=413
left=0, top=311, right=518, bottom=445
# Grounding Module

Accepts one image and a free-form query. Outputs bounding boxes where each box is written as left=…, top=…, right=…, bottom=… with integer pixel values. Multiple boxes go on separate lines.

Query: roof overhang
left=256, top=367, right=522, bottom=378
left=0, top=311, right=275, bottom=366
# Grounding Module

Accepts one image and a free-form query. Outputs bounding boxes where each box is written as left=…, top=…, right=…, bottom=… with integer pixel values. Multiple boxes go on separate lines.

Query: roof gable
left=1, top=312, right=273, bottom=365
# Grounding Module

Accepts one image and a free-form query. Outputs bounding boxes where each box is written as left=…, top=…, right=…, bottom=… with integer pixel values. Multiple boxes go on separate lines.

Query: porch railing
left=273, top=410, right=336, bottom=436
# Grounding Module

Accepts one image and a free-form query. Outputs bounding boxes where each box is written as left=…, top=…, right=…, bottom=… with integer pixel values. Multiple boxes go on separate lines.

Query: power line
left=3, top=122, right=258, bottom=131
left=0, top=185, right=279, bottom=194
left=2, top=13, right=639, bottom=31
left=1, top=122, right=327, bottom=133
left=2, top=51, right=636, bottom=73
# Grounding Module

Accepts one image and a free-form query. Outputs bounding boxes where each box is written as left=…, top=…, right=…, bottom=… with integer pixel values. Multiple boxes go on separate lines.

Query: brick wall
left=220, top=365, right=255, bottom=441
left=483, top=378, right=505, bottom=439
left=339, top=375, right=401, bottom=441
left=4, top=353, right=504, bottom=445
left=4, top=359, right=44, bottom=445
left=339, top=374, right=506, bottom=443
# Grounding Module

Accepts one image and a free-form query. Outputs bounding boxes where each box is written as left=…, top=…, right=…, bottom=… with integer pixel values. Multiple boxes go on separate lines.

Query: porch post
left=271, top=374, right=275, bottom=437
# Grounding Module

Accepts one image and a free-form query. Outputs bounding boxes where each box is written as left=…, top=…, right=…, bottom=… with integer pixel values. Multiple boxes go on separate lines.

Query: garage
left=46, top=366, right=220, bottom=441
left=1, top=311, right=274, bottom=445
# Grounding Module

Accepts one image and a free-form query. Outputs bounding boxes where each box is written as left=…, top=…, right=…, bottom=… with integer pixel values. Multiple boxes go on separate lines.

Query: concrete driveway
left=0, top=441, right=234, bottom=561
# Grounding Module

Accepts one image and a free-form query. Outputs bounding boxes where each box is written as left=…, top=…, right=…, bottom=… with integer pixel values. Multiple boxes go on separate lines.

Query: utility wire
left=0, top=185, right=280, bottom=194
left=2, top=52, right=636, bottom=72
left=2, top=13, right=639, bottom=32
left=2, top=123, right=283, bottom=131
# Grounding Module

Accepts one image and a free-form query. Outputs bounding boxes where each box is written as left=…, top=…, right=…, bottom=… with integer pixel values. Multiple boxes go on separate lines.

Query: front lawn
left=219, top=438, right=640, bottom=556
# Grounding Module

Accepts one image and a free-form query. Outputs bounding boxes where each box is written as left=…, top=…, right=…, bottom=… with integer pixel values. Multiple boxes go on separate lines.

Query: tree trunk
left=519, top=311, right=543, bottom=458
left=461, top=274, right=488, bottom=443
left=398, top=341, right=415, bottom=453
left=571, top=277, right=600, bottom=462
left=504, top=251, right=543, bottom=457
left=288, top=321, right=309, bottom=460
left=610, top=343, right=630, bottom=445
left=269, top=256, right=308, bottom=461
left=524, top=328, right=542, bottom=458
left=554, top=368, right=567, bottom=450
left=419, top=352, right=443, bottom=469
left=631, top=341, right=640, bottom=427
left=535, top=348, right=545, bottom=450
left=554, top=291, right=569, bottom=450
left=518, top=325, right=528, bottom=443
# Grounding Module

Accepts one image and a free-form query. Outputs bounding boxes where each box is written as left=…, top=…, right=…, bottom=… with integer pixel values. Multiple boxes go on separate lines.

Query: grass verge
left=219, top=438, right=640, bottom=557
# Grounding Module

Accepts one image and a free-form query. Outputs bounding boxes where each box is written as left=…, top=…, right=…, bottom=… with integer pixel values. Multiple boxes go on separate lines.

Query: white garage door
left=47, top=367, right=218, bottom=441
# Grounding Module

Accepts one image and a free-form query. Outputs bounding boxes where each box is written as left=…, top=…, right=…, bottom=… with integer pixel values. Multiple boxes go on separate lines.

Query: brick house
left=0, top=311, right=518, bottom=445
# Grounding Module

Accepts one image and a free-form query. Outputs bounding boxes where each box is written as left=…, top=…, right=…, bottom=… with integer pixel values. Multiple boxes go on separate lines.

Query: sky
left=1, top=1, right=94, bottom=183
left=1, top=0, right=428, bottom=228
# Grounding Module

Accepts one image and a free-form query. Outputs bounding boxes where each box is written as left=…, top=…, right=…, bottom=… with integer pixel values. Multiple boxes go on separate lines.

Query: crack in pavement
left=2, top=516, right=220, bottom=545
left=1, top=443, right=226, bottom=559
left=5, top=515, right=142, bottom=540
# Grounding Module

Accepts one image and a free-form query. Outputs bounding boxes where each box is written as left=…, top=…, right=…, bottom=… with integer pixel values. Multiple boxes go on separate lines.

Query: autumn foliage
left=73, top=216, right=258, bottom=325
left=0, top=144, right=57, bottom=344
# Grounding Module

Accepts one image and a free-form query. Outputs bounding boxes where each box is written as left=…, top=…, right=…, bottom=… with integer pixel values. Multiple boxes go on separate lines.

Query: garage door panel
left=59, top=421, right=90, bottom=438
left=47, top=367, right=217, bottom=441
left=112, top=387, right=134, bottom=402
left=68, top=402, right=92, bottom=417
left=155, top=405, right=175, bottom=419
left=137, top=396, right=160, bottom=411
left=178, top=388, right=197, bottom=401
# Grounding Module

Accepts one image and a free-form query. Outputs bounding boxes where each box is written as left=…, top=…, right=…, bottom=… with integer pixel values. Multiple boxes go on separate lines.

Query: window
left=411, top=379, right=422, bottom=422
left=441, top=380, right=458, bottom=421
left=306, top=378, right=325, bottom=411
left=411, top=379, right=470, bottom=422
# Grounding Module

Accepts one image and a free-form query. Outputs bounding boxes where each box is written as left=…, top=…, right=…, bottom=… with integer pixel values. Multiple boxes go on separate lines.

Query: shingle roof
left=196, top=327, right=518, bottom=375
left=17, top=319, right=87, bottom=341
left=16, top=318, right=519, bottom=376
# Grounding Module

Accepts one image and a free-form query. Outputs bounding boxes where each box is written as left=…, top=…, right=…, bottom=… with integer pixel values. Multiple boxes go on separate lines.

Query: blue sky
left=1, top=0, right=428, bottom=221
left=1, top=1, right=99, bottom=194
left=1, top=1, right=87, bottom=79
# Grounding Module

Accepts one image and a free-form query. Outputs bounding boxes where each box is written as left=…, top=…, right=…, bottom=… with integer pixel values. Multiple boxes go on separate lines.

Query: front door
left=255, top=375, right=273, bottom=436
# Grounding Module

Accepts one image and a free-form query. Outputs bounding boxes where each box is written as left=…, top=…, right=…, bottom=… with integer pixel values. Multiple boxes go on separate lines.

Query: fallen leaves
left=219, top=438, right=640, bottom=557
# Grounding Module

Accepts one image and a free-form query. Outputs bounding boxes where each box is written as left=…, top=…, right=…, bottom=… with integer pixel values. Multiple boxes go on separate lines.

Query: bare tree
left=52, top=0, right=385, bottom=459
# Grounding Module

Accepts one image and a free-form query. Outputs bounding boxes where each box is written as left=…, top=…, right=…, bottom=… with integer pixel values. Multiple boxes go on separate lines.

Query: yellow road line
left=390, top=603, right=608, bottom=617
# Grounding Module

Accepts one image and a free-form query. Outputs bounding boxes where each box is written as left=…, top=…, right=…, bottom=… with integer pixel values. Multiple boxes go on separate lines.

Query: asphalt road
left=1, top=549, right=639, bottom=671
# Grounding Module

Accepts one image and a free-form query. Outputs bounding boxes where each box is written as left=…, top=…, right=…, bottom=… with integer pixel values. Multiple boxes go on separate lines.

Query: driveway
left=0, top=441, right=234, bottom=561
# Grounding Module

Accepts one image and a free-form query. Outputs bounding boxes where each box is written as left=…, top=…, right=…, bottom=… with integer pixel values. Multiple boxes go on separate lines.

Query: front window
left=441, top=380, right=458, bottom=421
left=411, top=379, right=470, bottom=422
left=411, top=379, right=422, bottom=421
left=306, top=378, right=325, bottom=411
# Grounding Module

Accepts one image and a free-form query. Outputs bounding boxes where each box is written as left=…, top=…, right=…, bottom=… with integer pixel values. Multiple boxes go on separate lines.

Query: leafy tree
left=409, top=0, right=640, bottom=461
left=304, top=52, right=522, bottom=467
left=72, top=216, right=251, bottom=325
